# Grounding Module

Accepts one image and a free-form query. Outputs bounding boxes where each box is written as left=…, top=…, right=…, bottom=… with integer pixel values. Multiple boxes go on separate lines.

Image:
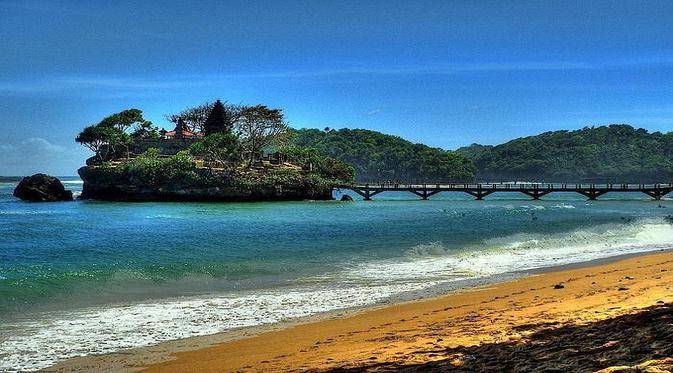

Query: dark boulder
left=340, top=194, right=354, bottom=201
left=13, top=174, right=73, bottom=202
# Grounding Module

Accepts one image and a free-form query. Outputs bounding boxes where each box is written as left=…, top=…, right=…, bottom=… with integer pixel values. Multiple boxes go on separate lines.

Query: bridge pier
left=643, top=190, right=665, bottom=200
left=578, top=190, right=608, bottom=200
left=362, top=189, right=383, bottom=201
left=521, top=190, right=551, bottom=200
left=349, top=187, right=383, bottom=201
left=335, top=183, right=673, bottom=202
left=465, top=190, right=494, bottom=200
left=410, top=189, right=440, bottom=200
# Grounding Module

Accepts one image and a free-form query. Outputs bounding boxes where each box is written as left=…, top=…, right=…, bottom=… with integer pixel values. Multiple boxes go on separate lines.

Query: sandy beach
left=46, top=250, right=673, bottom=372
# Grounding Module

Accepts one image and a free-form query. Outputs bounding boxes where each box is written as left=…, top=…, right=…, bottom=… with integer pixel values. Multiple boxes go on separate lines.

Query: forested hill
left=457, top=125, right=673, bottom=182
left=290, top=128, right=475, bottom=182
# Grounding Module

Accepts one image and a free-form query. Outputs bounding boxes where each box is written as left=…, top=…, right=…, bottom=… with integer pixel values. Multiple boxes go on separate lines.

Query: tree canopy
left=237, top=105, right=289, bottom=163
left=166, top=101, right=241, bottom=133
left=76, top=109, right=151, bottom=161
left=291, top=128, right=475, bottom=182
left=98, top=109, right=149, bottom=132
left=189, top=133, right=241, bottom=167
left=203, top=100, right=232, bottom=135
left=460, top=124, right=673, bottom=182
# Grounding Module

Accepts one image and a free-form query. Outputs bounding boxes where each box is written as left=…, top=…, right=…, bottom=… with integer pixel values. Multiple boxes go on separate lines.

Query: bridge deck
left=338, top=183, right=673, bottom=200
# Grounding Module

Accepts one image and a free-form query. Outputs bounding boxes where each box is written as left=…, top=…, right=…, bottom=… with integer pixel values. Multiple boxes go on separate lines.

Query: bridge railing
left=353, top=182, right=673, bottom=190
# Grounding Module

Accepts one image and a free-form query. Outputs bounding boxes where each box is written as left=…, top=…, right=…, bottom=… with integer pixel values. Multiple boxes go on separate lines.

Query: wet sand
left=48, top=250, right=673, bottom=372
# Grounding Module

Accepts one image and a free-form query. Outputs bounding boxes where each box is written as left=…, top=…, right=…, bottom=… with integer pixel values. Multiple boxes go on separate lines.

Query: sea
left=1, top=177, right=673, bottom=371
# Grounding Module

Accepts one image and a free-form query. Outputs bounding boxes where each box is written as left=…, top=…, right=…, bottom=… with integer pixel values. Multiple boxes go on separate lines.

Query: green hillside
left=463, top=125, right=673, bottom=182
left=290, top=128, right=475, bottom=182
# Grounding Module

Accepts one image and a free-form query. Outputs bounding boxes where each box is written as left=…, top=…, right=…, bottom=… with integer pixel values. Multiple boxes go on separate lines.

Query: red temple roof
left=164, top=120, right=204, bottom=139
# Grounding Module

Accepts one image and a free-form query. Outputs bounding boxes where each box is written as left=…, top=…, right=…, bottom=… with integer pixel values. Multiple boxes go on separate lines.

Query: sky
left=2, top=0, right=673, bottom=175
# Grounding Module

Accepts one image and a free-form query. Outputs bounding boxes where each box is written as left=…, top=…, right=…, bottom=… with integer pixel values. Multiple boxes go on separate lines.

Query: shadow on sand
left=329, top=304, right=673, bottom=372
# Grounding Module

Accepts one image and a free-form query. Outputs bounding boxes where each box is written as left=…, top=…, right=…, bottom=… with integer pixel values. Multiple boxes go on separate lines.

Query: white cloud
left=0, top=138, right=87, bottom=176
left=3, top=56, right=673, bottom=97
left=365, top=108, right=383, bottom=116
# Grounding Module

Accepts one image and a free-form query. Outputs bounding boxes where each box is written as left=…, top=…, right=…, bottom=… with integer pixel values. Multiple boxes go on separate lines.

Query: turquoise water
left=1, top=178, right=673, bottom=370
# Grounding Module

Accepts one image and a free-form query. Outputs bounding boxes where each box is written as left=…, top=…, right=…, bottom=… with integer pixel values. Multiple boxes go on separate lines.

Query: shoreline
left=46, top=248, right=673, bottom=372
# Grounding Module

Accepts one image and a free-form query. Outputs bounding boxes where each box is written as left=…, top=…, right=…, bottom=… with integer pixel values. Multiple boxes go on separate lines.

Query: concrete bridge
left=337, top=182, right=673, bottom=201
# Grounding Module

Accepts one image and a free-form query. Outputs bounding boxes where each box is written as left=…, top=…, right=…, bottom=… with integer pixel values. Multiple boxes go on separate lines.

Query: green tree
left=278, top=145, right=355, bottom=183
left=466, top=124, right=673, bottom=182
left=291, top=128, right=475, bottom=182
left=236, top=105, right=289, bottom=163
left=166, top=101, right=242, bottom=133
left=98, top=109, right=149, bottom=132
left=75, top=125, right=131, bottom=162
left=189, top=133, right=241, bottom=166
left=130, top=121, right=160, bottom=140
left=76, top=109, right=149, bottom=161
left=203, top=100, right=232, bottom=135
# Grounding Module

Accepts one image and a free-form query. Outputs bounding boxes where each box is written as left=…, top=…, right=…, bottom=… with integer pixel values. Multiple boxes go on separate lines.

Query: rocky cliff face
left=78, top=166, right=333, bottom=202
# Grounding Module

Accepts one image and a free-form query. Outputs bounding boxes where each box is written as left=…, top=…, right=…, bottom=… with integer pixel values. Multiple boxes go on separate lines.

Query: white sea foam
left=2, top=219, right=673, bottom=371
left=0, top=283, right=422, bottom=371
left=145, top=214, right=178, bottom=219
left=0, top=210, right=59, bottom=215
left=348, top=220, right=673, bottom=283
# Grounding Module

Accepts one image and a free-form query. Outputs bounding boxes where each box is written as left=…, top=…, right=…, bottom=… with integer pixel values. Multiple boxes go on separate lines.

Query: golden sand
left=49, top=251, right=673, bottom=372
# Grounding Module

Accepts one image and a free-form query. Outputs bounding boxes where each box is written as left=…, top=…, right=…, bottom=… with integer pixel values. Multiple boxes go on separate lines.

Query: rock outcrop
left=78, top=166, right=334, bottom=202
left=13, top=174, right=73, bottom=202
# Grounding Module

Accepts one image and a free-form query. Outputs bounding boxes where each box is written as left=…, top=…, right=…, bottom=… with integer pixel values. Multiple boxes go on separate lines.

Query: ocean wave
left=145, top=214, right=179, bottom=219
left=0, top=283, right=420, bottom=371
left=491, top=203, right=577, bottom=211
left=3, top=218, right=672, bottom=371
left=0, top=210, right=61, bottom=215
left=551, top=203, right=576, bottom=209
left=346, top=219, right=673, bottom=283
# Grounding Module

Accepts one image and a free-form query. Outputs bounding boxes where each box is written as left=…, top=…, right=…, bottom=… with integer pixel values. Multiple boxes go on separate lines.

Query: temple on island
left=161, top=119, right=204, bottom=140
left=133, top=119, right=204, bottom=156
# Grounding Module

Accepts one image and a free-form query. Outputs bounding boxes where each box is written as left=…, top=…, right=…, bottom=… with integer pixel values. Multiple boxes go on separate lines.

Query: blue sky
left=2, top=0, right=673, bottom=175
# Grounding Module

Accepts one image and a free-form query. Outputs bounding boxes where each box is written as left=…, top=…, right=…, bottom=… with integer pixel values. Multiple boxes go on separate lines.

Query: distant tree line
left=291, top=128, right=476, bottom=182
left=456, top=124, right=673, bottom=182
left=78, top=107, right=673, bottom=184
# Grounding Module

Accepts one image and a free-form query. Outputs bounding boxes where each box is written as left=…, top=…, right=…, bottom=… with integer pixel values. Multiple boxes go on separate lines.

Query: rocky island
left=76, top=100, right=354, bottom=202
left=13, top=174, right=73, bottom=202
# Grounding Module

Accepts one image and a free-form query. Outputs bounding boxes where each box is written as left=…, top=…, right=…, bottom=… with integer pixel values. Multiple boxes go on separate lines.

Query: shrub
left=278, top=145, right=355, bottom=184
left=189, top=133, right=241, bottom=166
left=120, top=149, right=202, bottom=187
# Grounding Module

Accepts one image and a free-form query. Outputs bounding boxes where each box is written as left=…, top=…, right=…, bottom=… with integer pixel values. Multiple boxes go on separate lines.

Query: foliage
left=236, top=105, right=289, bottom=163
left=290, top=128, right=475, bottom=182
left=98, top=109, right=149, bottom=132
left=455, top=143, right=493, bottom=160
left=130, top=121, right=161, bottom=140
left=118, top=149, right=202, bottom=187
left=188, top=133, right=241, bottom=166
left=467, top=124, right=673, bottom=182
left=76, top=109, right=152, bottom=161
left=278, top=145, right=355, bottom=183
left=165, top=101, right=242, bottom=133
left=203, top=100, right=233, bottom=135
left=75, top=125, right=131, bottom=161
left=165, top=101, right=214, bottom=133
